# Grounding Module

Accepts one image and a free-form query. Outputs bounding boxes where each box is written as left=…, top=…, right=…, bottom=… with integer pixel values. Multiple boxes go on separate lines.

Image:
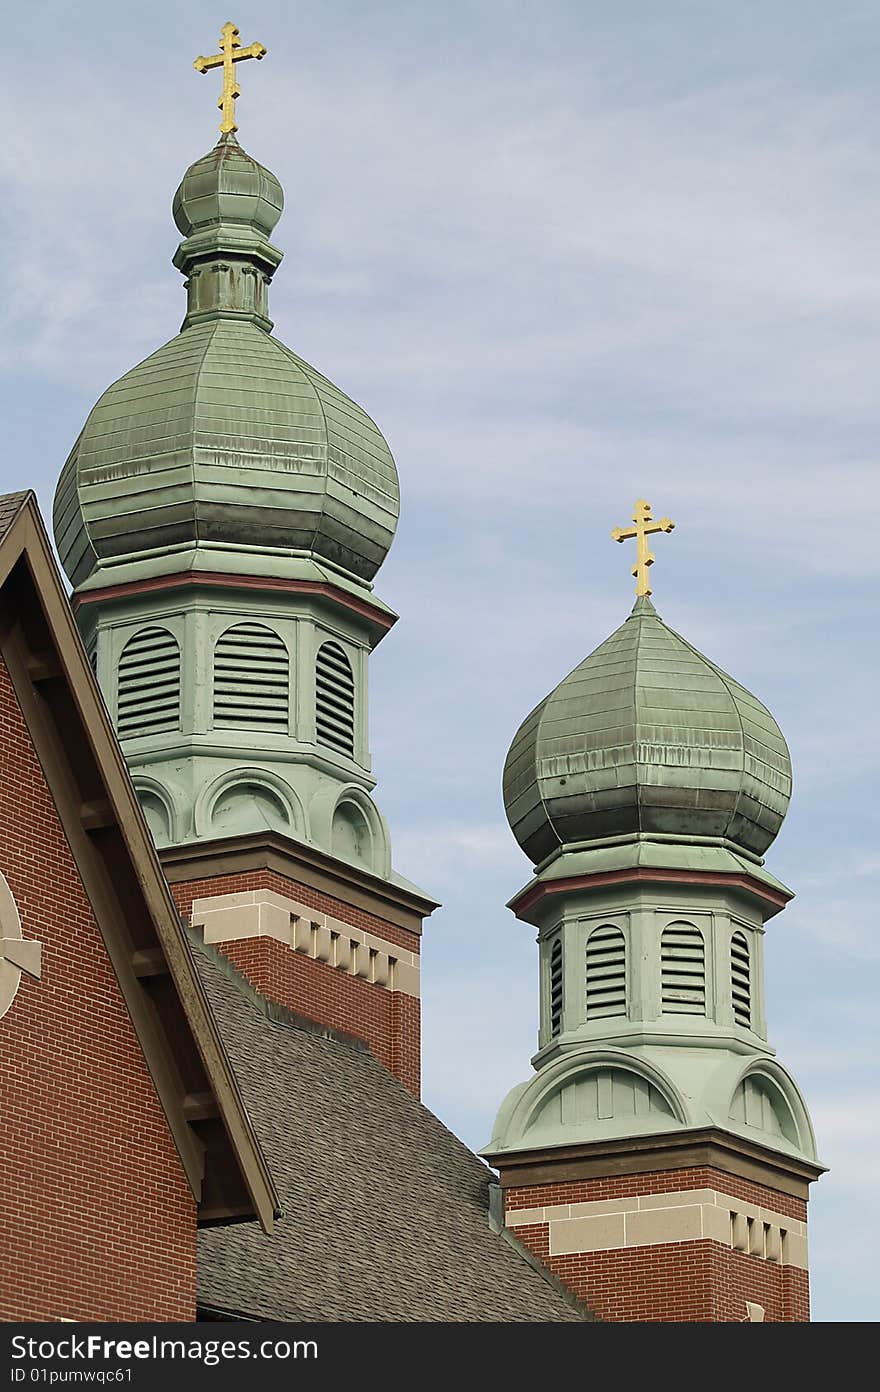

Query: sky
left=3, top=0, right=878, bottom=1321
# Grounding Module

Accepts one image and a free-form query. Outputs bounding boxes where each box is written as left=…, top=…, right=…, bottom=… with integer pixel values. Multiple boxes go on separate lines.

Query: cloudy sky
left=4, top=1, right=878, bottom=1321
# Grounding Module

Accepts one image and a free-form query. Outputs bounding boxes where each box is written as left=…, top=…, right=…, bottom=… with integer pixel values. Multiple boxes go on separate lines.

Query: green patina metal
left=78, top=582, right=393, bottom=872
left=53, top=135, right=406, bottom=881
left=486, top=596, right=819, bottom=1171
left=54, top=134, right=400, bottom=592
left=503, top=595, right=792, bottom=864
left=173, top=134, right=284, bottom=242
left=54, top=318, right=400, bottom=587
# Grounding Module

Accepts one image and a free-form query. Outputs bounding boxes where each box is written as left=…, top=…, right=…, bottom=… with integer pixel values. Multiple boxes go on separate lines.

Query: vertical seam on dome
left=53, top=428, right=93, bottom=584
left=531, top=693, right=562, bottom=858
left=632, top=607, right=648, bottom=829
left=664, top=622, right=748, bottom=843
left=268, top=336, right=330, bottom=556
left=191, top=321, right=224, bottom=545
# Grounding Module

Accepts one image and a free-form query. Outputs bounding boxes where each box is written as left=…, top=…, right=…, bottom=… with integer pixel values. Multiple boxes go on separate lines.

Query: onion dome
left=53, top=135, right=399, bottom=588
left=503, top=596, right=792, bottom=865
left=172, top=135, right=283, bottom=240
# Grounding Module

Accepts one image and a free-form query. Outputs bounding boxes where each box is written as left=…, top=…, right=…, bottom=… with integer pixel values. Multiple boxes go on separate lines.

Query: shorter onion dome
left=503, top=596, right=792, bottom=865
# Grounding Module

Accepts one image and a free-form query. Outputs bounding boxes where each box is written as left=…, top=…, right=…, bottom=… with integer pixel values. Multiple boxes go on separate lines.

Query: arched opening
left=213, top=622, right=289, bottom=732
left=316, top=641, right=355, bottom=757
left=549, top=937, right=563, bottom=1037
left=331, top=800, right=371, bottom=866
left=117, top=627, right=181, bottom=739
left=585, top=925, right=627, bottom=1020
left=210, top=781, right=291, bottom=838
left=731, top=931, right=752, bottom=1028
left=137, top=790, right=172, bottom=849
left=661, top=922, right=706, bottom=1016
left=729, top=1074, right=799, bottom=1147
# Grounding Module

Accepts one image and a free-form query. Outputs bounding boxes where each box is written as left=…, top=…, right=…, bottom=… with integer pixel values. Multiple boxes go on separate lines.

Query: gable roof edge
left=0, top=493, right=279, bottom=1232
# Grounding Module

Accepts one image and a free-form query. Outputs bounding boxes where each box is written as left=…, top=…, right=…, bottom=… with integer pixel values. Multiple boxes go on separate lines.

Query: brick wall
left=172, top=870, right=421, bottom=955
left=521, top=1239, right=809, bottom=1322
left=172, top=871, right=421, bottom=1096
left=0, top=656, right=196, bottom=1321
left=505, top=1166, right=810, bottom=1322
left=506, top=1168, right=808, bottom=1223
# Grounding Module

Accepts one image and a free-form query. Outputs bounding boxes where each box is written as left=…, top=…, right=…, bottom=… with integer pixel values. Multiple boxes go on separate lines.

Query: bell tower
left=52, top=27, right=436, bottom=1096
left=484, top=503, right=823, bottom=1321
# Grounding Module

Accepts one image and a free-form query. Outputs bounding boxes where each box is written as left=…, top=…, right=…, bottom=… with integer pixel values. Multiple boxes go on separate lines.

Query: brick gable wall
left=0, top=656, right=196, bottom=1321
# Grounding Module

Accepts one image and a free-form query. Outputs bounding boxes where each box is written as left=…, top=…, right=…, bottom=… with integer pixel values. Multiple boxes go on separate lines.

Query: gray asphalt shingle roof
left=195, top=943, right=589, bottom=1323
left=0, top=491, right=31, bottom=542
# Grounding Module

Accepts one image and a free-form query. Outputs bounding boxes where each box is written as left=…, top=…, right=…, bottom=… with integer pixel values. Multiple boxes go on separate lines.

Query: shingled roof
left=0, top=491, right=30, bottom=542
left=195, top=943, right=591, bottom=1322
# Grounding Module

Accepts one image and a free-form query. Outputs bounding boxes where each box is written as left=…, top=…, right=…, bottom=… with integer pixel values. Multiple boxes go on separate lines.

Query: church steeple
left=484, top=507, right=823, bottom=1323
left=50, top=34, right=435, bottom=1100
left=52, top=47, right=402, bottom=873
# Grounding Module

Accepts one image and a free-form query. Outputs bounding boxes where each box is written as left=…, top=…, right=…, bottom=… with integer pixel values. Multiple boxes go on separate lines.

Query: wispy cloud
left=3, top=0, right=878, bottom=1321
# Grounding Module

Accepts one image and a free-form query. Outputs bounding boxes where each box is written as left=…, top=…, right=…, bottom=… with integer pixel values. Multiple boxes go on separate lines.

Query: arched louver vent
left=117, top=627, right=181, bottom=739
left=585, top=925, right=627, bottom=1020
left=661, top=923, right=706, bottom=1016
left=316, top=641, right=355, bottom=757
left=731, top=932, right=752, bottom=1028
left=214, top=623, right=289, bottom=732
left=549, top=937, right=564, bottom=1037
left=87, top=641, right=98, bottom=678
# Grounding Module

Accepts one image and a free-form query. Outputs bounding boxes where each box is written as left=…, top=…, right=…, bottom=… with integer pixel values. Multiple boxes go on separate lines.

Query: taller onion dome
left=53, top=133, right=400, bottom=591
left=503, top=595, right=792, bottom=866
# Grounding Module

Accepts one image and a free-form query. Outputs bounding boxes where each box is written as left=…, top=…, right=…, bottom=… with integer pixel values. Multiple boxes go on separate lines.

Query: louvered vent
left=549, top=937, right=564, bottom=1037
left=661, top=923, right=706, bottom=1015
left=213, top=623, right=289, bottom=731
left=316, top=641, right=355, bottom=757
left=731, top=932, right=752, bottom=1028
left=117, top=627, right=181, bottom=739
left=88, top=641, right=98, bottom=677
left=585, top=925, right=627, bottom=1020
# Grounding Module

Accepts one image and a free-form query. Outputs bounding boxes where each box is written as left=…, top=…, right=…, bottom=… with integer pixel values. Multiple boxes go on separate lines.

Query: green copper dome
left=53, top=137, right=399, bottom=587
left=172, top=134, right=283, bottom=239
left=503, top=596, right=792, bottom=864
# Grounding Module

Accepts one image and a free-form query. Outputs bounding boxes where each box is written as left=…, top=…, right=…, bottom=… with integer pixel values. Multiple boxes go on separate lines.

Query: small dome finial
left=611, top=498, right=675, bottom=598
left=193, top=21, right=268, bottom=136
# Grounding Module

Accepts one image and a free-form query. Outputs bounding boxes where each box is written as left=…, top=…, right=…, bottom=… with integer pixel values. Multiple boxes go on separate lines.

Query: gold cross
left=611, top=499, right=675, bottom=598
left=194, top=22, right=267, bottom=135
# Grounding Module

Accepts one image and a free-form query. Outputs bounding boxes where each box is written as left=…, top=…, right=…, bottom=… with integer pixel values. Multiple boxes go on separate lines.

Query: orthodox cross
left=611, top=499, right=675, bottom=598
left=194, top=22, right=267, bottom=135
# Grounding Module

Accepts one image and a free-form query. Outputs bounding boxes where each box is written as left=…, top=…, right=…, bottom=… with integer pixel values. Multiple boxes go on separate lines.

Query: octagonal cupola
left=50, top=103, right=404, bottom=880
left=486, top=501, right=818, bottom=1184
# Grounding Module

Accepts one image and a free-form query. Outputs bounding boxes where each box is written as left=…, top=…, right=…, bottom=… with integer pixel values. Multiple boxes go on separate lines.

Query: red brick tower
left=484, top=518, right=823, bottom=1322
